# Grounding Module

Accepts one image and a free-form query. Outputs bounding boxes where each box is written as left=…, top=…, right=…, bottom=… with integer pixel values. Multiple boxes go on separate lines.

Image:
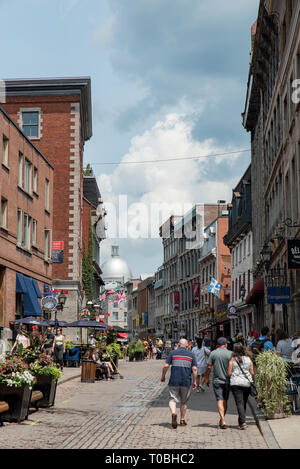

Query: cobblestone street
left=0, top=360, right=267, bottom=449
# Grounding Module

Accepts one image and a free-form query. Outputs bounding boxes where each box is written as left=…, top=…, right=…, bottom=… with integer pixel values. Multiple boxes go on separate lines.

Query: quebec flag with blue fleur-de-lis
left=208, top=278, right=222, bottom=297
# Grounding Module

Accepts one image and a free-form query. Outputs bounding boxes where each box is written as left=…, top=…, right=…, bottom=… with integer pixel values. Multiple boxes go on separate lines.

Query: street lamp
left=240, top=285, right=246, bottom=301
left=57, top=291, right=67, bottom=310
left=260, top=243, right=272, bottom=271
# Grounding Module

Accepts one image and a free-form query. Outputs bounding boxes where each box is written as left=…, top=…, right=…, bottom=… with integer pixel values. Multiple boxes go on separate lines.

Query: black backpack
left=251, top=338, right=269, bottom=356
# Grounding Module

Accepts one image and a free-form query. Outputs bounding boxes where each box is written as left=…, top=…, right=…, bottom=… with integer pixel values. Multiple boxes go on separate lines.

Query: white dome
left=101, top=245, right=132, bottom=281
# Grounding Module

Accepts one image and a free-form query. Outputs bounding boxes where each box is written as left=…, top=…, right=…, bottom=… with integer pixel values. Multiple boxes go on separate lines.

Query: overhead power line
left=84, top=149, right=250, bottom=167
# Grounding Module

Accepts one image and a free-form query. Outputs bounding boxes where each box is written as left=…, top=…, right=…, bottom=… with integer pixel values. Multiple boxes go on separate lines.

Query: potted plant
left=0, top=355, right=35, bottom=422
left=255, top=351, right=292, bottom=419
left=128, top=342, right=136, bottom=362
left=29, top=354, right=61, bottom=407
left=134, top=340, right=146, bottom=361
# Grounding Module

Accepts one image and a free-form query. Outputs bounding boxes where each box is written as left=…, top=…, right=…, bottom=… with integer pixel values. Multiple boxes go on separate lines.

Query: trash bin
left=81, top=359, right=96, bottom=383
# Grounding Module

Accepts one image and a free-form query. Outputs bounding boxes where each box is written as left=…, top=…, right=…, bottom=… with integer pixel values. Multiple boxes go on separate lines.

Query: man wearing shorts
left=161, top=338, right=197, bottom=429
left=204, top=337, right=232, bottom=429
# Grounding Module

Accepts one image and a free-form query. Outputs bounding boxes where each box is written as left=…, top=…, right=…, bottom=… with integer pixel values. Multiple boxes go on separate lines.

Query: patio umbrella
left=13, top=317, right=43, bottom=326
left=38, top=319, right=70, bottom=328
left=66, top=319, right=106, bottom=329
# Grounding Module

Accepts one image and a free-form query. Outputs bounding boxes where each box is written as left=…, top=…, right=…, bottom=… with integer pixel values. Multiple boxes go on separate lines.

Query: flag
left=173, top=291, right=180, bottom=311
left=118, top=291, right=127, bottom=304
left=208, top=278, right=222, bottom=297
left=193, top=283, right=200, bottom=306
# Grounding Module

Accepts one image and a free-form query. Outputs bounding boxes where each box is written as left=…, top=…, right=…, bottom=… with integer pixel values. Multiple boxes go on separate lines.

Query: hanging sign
left=227, top=305, right=238, bottom=319
left=41, top=296, right=58, bottom=311
left=193, top=283, right=200, bottom=306
left=267, top=286, right=291, bottom=304
left=287, top=240, right=300, bottom=269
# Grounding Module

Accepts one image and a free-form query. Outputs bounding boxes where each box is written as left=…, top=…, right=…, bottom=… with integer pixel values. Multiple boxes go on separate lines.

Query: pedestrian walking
left=249, top=326, right=274, bottom=358
left=192, top=337, right=211, bottom=392
left=42, top=327, right=55, bottom=356
left=148, top=340, right=153, bottom=360
left=227, top=343, right=255, bottom=430
left=52, top=328, right=66, bottom=371
left=204, top=337, right=232, bottom=429
left=161, top=338, right=197, bottom=429
left=275, top=328, right=294, bottom=362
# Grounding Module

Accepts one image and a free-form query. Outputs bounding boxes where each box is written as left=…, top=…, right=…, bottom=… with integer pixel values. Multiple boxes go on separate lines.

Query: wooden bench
left=0, top=401, right=9, bottom=426
left=30, top=391, right=43, bottom=412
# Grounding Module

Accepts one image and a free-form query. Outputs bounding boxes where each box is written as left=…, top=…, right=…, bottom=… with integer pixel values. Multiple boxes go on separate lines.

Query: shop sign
left=41, top=296, right=58, bottom=311
left=52, top=241, right=64, bottom=264
left=287, top=239, right=300, bottom=269
left=267, top=286, right=291, bottom=304
left=227, top=305, right=238, bottom=319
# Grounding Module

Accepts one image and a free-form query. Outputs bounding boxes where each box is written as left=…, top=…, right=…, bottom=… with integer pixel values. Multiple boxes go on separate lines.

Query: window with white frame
left=44, top=229, right=51, bottom=261
left=45, top=179, right=50, bottom=211
left=22, top=111, right=40, bottom=139
left=23, top=213, right=31, bottom=250
left=32, top=219, right=37, bottom=246
left=17, top=209, right=22, bottom=245
left=113, top=311, right=119, bottom=321
left=33, top=167, right=38, bottom=193
left=18, top=152, right=23, bottom=187
left=0, top=198, right=7, bottom=228
left=2, top=136, right=8, bottom=166
left=24, top=159, right=32, bottom=194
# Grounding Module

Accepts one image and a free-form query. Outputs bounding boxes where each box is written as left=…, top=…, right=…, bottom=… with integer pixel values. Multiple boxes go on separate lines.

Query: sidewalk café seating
left=65, top=347, right=80, bottom=367
left=0, top=401, right=9, bottom=426
left=29, top=390, right=44, bottom=413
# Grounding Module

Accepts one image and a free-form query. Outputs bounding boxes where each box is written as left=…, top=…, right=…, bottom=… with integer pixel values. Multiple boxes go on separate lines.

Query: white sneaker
left=198, top=384, right=205, bottom=392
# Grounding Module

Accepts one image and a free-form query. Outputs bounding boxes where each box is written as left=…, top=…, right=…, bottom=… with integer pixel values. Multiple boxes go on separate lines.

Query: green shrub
left=255, top=351, right=292, bottom=418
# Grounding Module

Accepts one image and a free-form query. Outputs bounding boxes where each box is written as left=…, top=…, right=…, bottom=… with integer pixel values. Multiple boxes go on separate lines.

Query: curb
left=248, top=398, right=281, bottom=449
left=58, top=373, right=81, bottom=386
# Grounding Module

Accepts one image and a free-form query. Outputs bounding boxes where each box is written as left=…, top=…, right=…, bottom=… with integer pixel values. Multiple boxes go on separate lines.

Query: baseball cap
left=217, top=337, right=228, bottom=346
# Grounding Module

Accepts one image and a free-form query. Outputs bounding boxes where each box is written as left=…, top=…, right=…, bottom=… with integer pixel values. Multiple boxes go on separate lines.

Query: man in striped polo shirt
left=161, top=338, right=197, bottom=428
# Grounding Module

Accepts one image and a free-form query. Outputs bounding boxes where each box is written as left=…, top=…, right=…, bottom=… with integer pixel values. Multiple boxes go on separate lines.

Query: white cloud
left=99, top=112, right=246, bottom=246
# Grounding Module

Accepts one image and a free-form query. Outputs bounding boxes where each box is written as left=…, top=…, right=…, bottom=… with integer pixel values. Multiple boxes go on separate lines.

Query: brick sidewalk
left=0, top=359, right=268, bottom=449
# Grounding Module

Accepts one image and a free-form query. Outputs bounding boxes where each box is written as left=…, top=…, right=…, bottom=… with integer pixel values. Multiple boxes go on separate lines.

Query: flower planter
left=0, top=383, right=31, bottom=422
left=33, top=375, right=58, bottom=407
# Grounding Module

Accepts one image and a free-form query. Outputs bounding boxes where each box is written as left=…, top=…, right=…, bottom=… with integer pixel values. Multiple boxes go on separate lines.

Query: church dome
left=101, top=245, right=132, bottom=282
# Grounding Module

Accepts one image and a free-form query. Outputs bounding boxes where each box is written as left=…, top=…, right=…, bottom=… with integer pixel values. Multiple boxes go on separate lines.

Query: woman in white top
left=11, top=326, right=30, bottom=353
left=228, top=343, right=254, bottom=430
left=192, top=338, right=211, bottom=392
left=275, top=329, right=294, bottom=362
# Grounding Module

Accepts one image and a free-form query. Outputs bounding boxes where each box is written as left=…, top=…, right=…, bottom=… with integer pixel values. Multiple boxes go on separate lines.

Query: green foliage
left=82, top=214, right=95, bottom=318
left=135, top=340, right=146, bottom=354
left=255, top=351, right=292, bottom=418
left=105, top=329, right=118, bottom=345
left=29, top=354, right=62, bottom=381
left=106, top=343, right=122, bottom=358
left=128, top=342, right=136, bottom=357
left=65, top=340, right=75, bottom=350
left=21, top=347, right=42, bottom=364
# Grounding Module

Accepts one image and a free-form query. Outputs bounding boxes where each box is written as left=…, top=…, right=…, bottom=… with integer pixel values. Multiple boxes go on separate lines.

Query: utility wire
left=83, top=149, right=251, bottom=167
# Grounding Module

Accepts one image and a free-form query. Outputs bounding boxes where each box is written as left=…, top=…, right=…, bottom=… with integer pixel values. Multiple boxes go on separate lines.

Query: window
left=32, top=220, right=37, bottom=246
left=113, top=311, right=119, bottom=321
left=45, top=179, right=50, bottom=211
left=44, top=229, right=51, bottom=261
left=18, top=152, right=23, bottom=187
left=33, top=167, right=38, bottom=193
left=23, top=213, right=31, bottom=250
left=17, top=209, right=22, bottom=245
left=0, top=198, right=7, bottom=228
left=124, top=312, right=127, bottom=321
left=22, top=111, right=39, bottom=138
left=24, top=159, right=32, bottom=193
left=2, top=136, right=8, bottom=166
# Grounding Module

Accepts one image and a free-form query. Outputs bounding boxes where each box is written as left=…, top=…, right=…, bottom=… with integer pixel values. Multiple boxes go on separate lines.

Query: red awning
left=245, top=277, right=264, bottom=304
left=117, top=333, right=128, bottom=338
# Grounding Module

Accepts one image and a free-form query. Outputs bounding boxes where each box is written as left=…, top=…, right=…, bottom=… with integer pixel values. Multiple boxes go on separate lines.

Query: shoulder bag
left=235, top=359, right=257, bottom=398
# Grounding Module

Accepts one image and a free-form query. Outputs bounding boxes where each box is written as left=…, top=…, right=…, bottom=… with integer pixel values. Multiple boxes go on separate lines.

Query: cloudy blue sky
left=1, top=0, right=259, bottom=277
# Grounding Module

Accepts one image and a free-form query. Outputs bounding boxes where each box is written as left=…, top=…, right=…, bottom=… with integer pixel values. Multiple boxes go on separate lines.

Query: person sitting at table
left=11, top=326, right=30, bottom=353
left=85, top=347, right=114, bottom=381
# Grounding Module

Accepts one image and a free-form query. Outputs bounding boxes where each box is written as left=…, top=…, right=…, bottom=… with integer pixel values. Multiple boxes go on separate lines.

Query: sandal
left=171, top=414, right=177, bottom=429
left=238, top=423, right=248, bottom=430
left=180, top=420, right=187, bottom=426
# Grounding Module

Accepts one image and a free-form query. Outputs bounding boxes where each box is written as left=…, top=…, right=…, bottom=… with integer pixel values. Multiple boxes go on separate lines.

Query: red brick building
left=2, top=78, right=92, bottom=336
left=0, top=106, right=53, bottom=347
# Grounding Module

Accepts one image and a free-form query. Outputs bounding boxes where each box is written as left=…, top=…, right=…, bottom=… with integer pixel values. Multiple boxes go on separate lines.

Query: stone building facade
left=243, top=0, right=300, bottom=334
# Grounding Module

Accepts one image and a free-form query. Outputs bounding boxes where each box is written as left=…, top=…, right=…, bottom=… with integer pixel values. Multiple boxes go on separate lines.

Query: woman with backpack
left=228, top=343, right=255, bottom=430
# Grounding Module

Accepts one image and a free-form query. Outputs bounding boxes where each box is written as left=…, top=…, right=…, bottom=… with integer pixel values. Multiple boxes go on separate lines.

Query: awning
left=16, top=273, right=27, bottom=294
left=22, top=275, right=43, bottom=317
left=117, top=333, right=128, bottom=339
left=198, top=326, right=212, bottom=334
left=32, top=279, right=42, bottom=298
left=245, top=278, right=264, bottom=305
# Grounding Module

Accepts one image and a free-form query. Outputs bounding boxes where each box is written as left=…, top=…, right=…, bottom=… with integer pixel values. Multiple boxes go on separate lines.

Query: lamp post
left=240, top=285, right=246, bottom=302
left=53, top=291, right=67, bottom=329
left=260, top=242, right=272, bottom=272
